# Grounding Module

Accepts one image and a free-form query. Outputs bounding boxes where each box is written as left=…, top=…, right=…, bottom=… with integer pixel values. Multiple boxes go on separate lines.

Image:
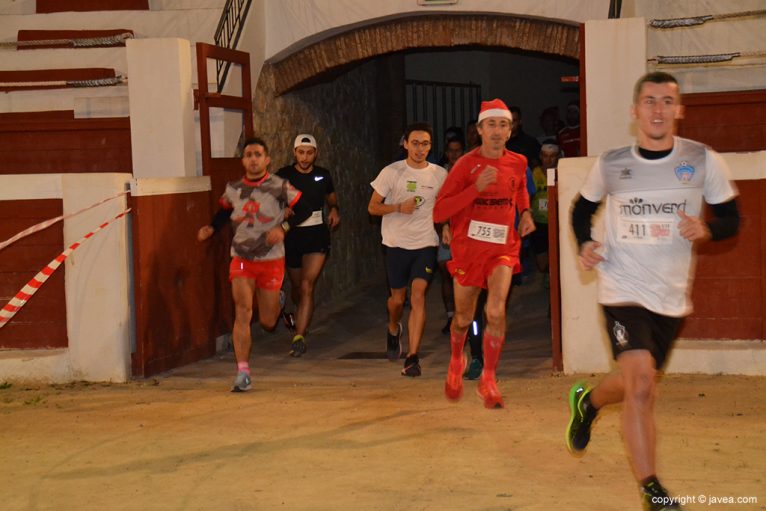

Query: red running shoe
left=444, top=353, right=467, bottom=402
left=477, top=375, right=504, bottom=409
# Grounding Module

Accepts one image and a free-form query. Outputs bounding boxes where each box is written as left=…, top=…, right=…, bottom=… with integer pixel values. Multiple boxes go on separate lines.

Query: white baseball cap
left=294, top=134, right=317, bottom=149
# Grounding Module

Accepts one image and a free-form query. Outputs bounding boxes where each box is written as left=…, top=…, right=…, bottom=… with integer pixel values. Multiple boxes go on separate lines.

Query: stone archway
left=270, top=14, right=579, bottom=95
left=251, top=13, right=580, bottom=320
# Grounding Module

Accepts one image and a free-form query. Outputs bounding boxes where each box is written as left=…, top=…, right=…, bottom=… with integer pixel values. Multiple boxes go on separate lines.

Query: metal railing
left=213, top=0, right=253, bottom=93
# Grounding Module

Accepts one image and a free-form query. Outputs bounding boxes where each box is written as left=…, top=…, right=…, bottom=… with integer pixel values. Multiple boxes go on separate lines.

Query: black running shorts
left=602, top=305, right=683, bottom=369
left=385, top=246, right=437, bottom=289
left=284, top=225, right=330, bottom=269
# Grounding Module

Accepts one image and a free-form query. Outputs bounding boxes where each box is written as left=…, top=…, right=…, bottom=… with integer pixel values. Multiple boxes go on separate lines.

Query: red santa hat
left=477, top=98, right=512, bottom=123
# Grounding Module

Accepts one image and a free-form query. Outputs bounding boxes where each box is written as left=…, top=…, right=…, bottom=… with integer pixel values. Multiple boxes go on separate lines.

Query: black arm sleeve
left=707, top=198, right=740, bottom=241
left=286, top=195, right=313, bottom=229
left=571, top=194, right=602, bottom=248
left=210, top=207, right=232, bottom=232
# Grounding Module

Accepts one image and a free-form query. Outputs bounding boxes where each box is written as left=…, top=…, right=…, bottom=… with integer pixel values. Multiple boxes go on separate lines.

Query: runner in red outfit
left=433, top=99, right=535, bottom=408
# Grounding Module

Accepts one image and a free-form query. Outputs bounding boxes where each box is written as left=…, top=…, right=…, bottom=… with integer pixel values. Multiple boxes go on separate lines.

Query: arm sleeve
left=210, top=207, right=232, bottom=232
left=433, top=167, right=479, bottom=223
left=287, top=194, right=313, bottom=228
left=707, top=198, right=740, bottom=241
left=571, top=194, right=602, bottom=247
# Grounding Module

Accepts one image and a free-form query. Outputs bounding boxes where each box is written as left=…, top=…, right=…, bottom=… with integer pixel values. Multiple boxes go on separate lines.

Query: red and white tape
left=0, top=190, right=128, bottom=252
left=0, top=209, right=130, bottom=329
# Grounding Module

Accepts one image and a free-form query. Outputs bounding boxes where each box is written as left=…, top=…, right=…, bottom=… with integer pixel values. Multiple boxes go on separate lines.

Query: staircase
left=0, top=0, right=224, bottom=142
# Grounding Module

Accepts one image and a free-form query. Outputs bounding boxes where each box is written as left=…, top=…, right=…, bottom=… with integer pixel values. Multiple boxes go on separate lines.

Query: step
left=0, top=47, right=128, bottom=77
left=16, top=29, right=134, bottom=49
left=0, top=10, right=219, bottom=42
left=36, top=0, right=149, bottom=13
left=0, top=0, right=224, bottom=15
left=0, top=43, right=217, bottom=85
left=0, top=68, right=119, bottom=92
left=0, top=85, right=127, bottom=114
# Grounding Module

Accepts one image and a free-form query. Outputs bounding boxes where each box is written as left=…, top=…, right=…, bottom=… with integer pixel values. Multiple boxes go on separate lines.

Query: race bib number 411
left=618, top=220, right=673, bottom=245
left=467, top=220, right=508, bottom=244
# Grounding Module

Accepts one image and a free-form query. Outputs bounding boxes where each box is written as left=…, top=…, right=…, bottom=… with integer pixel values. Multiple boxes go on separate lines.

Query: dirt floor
left=1, top=274, right=764, bottom=511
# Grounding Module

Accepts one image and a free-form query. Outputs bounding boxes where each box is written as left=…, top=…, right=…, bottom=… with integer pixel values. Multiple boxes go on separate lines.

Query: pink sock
left=237, top=361, right=250, bottom=375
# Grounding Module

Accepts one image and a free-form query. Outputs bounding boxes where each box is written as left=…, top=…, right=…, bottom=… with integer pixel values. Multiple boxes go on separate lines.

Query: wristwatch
left=281, top=221, right=290, bottom=232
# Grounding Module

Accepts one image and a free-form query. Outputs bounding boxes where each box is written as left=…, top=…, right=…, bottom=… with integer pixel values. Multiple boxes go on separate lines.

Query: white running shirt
left=580, top=137, right=737, bottom=317
left=371, top=160, right=447, bottom=249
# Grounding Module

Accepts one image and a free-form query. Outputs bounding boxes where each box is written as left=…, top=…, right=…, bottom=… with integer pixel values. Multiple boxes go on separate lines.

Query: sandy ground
left=1, top=273, right=764, bottom=511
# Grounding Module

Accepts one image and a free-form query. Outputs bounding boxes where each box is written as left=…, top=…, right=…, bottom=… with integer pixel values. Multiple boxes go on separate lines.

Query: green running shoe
left=565, top=381, right=597, bottom=455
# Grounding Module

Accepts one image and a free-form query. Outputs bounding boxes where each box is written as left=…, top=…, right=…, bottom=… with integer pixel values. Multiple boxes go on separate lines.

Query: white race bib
left=538, top=198, right=548, bottom=212
left=298, top=210, right=323, bottom=227
left=618, top=219, right=674, bottom=245
left=467, top=220, right=508, bottom=245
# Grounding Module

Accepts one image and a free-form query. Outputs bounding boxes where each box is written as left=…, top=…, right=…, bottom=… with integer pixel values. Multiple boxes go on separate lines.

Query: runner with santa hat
left=433, top=98, right=535, bottom=408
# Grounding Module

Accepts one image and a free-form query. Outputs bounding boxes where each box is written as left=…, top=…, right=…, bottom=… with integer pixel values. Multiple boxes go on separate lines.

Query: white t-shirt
left=371, top=160, right=448, bottom=249
left=580, top=137, right=736, bottom=317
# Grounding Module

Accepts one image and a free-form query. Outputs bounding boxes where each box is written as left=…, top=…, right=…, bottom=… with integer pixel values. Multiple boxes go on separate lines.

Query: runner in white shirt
left=368, top=122, right=447, bottom=377
left=565, top=72, right=740, bottom=511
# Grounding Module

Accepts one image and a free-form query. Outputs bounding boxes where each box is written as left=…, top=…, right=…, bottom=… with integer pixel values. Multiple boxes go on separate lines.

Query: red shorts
left=229, top=256, right=284, bottom=290
left=448, top=254, right=520, bottom=289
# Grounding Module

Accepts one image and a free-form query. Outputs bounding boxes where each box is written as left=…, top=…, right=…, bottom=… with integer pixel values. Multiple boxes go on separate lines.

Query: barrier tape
left=0, top=209, right=130, bottom=329
left=0, top=190, right=128, bottom=252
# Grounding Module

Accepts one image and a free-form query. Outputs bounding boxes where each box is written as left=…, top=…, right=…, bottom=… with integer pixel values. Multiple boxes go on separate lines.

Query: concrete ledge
left=130, top=176, right=211, bottom=196
left=0, top=349, right=72, bottom=383
left=665, top=339, right=766, bottom=376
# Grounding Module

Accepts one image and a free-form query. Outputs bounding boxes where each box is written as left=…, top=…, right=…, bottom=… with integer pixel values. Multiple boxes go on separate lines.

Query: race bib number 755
left=467, top=220, right=508, bottom=244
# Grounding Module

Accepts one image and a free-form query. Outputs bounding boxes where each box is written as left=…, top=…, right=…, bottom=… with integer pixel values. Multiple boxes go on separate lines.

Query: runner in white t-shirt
left=368, top=122, right=447, bottom=377
left=565, top=72, right=740, bottom=511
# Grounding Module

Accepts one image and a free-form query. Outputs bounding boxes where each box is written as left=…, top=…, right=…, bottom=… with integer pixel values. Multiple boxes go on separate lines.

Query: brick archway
left=271, top=14, right=579, bottom=95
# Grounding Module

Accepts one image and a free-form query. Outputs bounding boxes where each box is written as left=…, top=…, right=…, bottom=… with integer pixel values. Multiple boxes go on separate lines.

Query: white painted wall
left=584, top=17, right=647, bottom=156
left=558, top=151, right=766, bottom=376
left=623, top=0, right=766, bottom=93
left=0, top=174, right=133, bottom=383
left=127, top=38, right=197, bottom=178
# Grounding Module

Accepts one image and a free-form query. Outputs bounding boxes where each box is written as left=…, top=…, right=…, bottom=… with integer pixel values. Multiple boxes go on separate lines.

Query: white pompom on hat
left=477, top=99, right=512, bottom=123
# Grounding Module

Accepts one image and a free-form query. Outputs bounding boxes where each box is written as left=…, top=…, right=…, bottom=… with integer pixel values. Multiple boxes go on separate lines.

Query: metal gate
left=405, top=79, right=481, bottom=160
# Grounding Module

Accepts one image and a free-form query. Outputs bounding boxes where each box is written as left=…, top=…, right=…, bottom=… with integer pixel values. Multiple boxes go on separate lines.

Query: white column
left=127, top=38, right=196, bottom=178
left=585, top=17, right=647, bottom=156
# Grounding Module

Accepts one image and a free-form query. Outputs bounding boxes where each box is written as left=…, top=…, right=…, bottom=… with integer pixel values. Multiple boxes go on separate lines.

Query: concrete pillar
left=127, top=38, right=196, bottom=178
left=585, top=17, right=647, bottom=156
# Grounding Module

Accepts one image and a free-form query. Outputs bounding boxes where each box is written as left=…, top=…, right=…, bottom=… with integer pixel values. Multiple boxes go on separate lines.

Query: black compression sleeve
left=571, top=194, right=601, bottom=248
left=707, top=198, right=740, bottom=241
left=287, top=196, right=313, bottom=228
left=210, top=207, right=232, bottom=232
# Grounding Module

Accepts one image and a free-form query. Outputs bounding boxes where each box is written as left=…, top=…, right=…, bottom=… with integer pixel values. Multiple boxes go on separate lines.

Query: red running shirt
left=433, top=147, right=530, bottom=264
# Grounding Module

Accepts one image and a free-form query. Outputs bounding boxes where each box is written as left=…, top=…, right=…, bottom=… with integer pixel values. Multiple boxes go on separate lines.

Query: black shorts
left=602, top=305, right=683, bottom=369
left=530, top=222, right=549, bottom=254
left=284, top=225, right=330, bottom=269
left=385, top=246, right=437, bottom=289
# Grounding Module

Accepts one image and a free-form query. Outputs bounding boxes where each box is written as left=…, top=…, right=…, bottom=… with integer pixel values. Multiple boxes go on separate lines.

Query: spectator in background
left=506, top=105, right=542, bottom=169
left=537, top=106, right=564, bottom=144
left=530, top=140, right=561, bottom=288
left=557, top=101, right=581, bottom=157
left=465, top=119, right=480, bottom=150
